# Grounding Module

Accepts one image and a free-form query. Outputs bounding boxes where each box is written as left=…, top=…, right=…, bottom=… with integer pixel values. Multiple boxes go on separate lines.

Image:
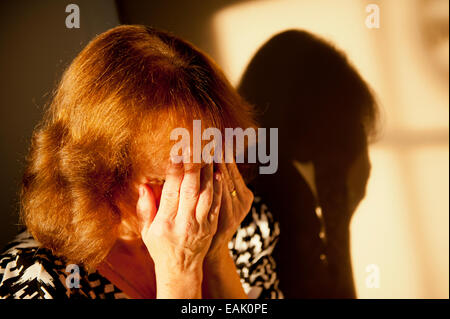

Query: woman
left=0, top=25, right=282, bottom=299
left=238, top=30, right=378, bottom=298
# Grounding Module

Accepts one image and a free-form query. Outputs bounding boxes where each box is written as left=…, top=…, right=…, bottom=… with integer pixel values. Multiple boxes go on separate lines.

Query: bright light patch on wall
left=212, top=0, right=378, bottom=87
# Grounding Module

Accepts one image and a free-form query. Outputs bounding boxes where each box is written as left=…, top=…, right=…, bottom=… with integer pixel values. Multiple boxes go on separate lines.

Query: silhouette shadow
left=238, top=30, right=378, bottom=298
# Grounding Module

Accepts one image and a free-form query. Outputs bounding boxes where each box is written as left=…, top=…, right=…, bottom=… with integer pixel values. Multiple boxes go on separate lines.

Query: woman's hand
left=200, top=160, right=253, bottom=299
left=205, top=160, right=254, bottom=263
left=136, top=158, right=223, bottom=298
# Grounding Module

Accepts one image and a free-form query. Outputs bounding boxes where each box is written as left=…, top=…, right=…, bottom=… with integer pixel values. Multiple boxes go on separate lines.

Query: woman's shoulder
left=229, top=195, right=283, bottom=299
left=231, top=195, right=280, bottom=255
left=0, top=231, right=75, bottom=299
left=0, top=231, right=129, bottom=299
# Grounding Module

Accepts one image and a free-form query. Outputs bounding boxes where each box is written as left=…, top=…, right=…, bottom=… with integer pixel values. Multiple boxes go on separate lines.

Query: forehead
left=133, top=133, right=211, bottom=183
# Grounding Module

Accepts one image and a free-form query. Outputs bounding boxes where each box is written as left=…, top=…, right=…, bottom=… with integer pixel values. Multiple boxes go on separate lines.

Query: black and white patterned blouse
left=0, top=196, right=282, bottom=299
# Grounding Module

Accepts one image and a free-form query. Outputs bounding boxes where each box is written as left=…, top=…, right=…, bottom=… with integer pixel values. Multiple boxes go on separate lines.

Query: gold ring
left=230, top=189, right=237, bottom=197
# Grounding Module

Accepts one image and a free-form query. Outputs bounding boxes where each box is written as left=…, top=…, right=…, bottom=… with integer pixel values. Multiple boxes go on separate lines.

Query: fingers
left=218, top=161, right=235, bottom=196
left=177, top=162, right=201, bottom=223
left=196, top=164, right=223, bottom=229
left=226, top=159, right=254, bottom=213
left=196, top=163, right=214, bottom=223
left=226, top=160, right=247, bottom=195
left=218, top=157, right=248, bottom=200
left=149, top=152, right=248, bottom=232
left=219, top=171, right=233, bottom=214
left=158, top=158, right=184, bottom=220
left=156, top=158, right=220, bottom=229
left=136, top=184, right=157, bottom=234
left=207, top=171, right=222, bottom=230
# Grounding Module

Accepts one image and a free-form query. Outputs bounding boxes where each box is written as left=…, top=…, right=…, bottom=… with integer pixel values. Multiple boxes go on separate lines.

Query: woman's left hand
left=205, top=159, right=254, bottom=263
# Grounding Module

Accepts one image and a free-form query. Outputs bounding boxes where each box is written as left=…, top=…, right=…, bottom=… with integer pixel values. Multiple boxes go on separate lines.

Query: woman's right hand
left=136, top=158, right=223, bottom=298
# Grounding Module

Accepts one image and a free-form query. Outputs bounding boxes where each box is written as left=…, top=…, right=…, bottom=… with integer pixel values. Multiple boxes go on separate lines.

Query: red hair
left=20, top=25, right=256, bottom=270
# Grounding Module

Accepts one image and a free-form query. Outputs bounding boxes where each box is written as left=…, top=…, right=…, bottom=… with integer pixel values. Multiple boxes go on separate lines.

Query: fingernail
left=209, top=212, right=218, bottom=223
left=170, top=154, right=182, bottom=166
left=183, top=145, right=192, bottom=163
left=215, top=172, right=221, bottom=182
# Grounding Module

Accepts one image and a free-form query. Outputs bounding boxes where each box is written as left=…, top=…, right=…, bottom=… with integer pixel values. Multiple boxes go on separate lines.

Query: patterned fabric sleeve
left=0, top=232, right=125, bottom=299
left=228, top=196, right=283, bottom=299
left=0, top=232, right=66, bottom=299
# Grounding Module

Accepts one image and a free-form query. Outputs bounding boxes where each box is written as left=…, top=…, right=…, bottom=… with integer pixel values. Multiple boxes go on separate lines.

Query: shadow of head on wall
left=238, top=29, right=379, bottom=298
left=238, top=29, right=379, bottom=219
